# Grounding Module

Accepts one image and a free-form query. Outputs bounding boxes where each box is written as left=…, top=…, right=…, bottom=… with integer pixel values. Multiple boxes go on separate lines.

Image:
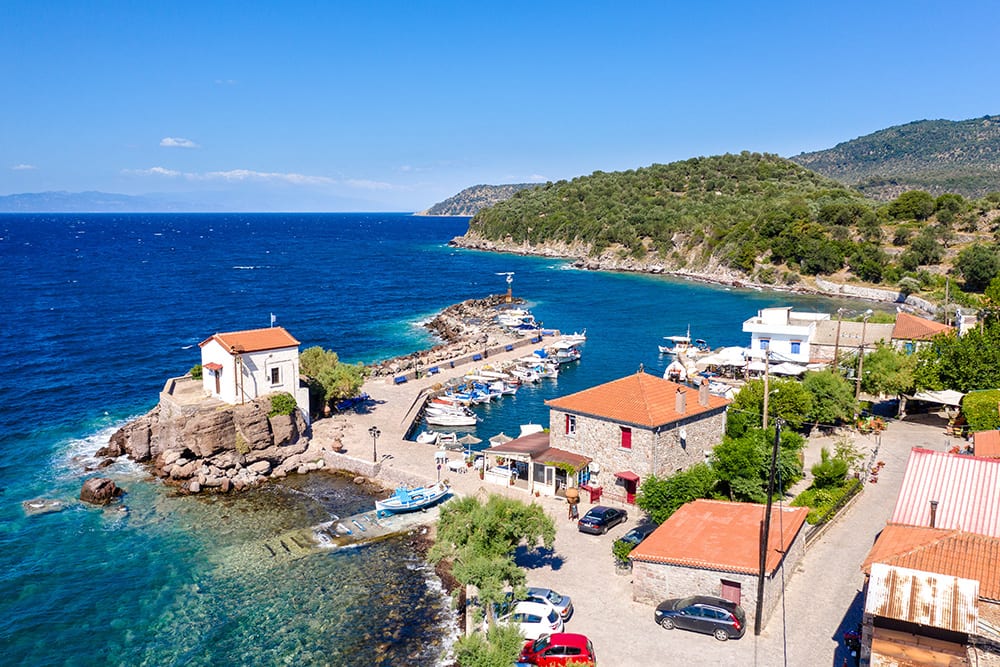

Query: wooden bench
left=393, top=376, right=407, bottom=384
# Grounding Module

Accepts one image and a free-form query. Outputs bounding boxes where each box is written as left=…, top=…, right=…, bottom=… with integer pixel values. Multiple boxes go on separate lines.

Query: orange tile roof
left=199, top=326, right=300, bottom=353
left=544, top=371, right=730, bottom=428
left=892, top=311, right=953, bottom=341
left=862, top=524, right=1000, bottom=602
left=974, top=430, right=1000, bottom=459
left=629, top=499, right=809, bottom=575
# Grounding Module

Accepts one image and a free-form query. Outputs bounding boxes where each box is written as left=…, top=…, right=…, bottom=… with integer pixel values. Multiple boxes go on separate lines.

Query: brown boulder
left=80, top=477, right=123, bottom=505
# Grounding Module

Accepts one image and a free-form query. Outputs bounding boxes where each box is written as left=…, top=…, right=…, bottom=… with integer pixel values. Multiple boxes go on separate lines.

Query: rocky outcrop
left=80, top=477, right=123, bottom=505
left=103, top=393, right=322, bottom=495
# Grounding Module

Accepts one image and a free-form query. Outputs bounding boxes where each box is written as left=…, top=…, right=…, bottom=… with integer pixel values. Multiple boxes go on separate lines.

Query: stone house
left=629, top=499, right=809, bottom=630
left=199, top=326, right=310, bottom=424
left=890, top=311, right=953, bottom=354
left=545, top=371, right=730, bottom=503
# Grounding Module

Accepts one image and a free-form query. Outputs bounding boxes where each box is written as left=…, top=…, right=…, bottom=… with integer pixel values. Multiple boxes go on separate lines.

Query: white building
left=199, top=327, right=310, bottom=424
left=742, top=307, right=829, bottom=364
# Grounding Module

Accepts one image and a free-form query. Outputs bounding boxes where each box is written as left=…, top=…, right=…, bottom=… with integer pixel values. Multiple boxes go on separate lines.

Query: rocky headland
left=450, top=234, right=940, bottom=316
left=99, top=389, right=345, bottom=494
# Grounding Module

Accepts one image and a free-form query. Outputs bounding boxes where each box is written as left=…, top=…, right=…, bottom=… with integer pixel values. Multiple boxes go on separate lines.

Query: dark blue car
left=577, top=505, right=627, bottom=535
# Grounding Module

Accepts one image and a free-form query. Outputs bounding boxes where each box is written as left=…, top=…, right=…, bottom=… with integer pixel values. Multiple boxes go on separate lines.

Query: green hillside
left=790, top=116, right=1000, bottom=200
left=418, top=183, right=539, bottom=216
left=459, top=152, right=1000, bottom=299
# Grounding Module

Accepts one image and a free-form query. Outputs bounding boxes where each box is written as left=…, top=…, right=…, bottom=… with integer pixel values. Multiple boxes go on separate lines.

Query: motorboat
left=659, top=334, right=692, bottom=355
left=663, top=358, right=688, bottom=383
left=426, top=411, right=478, bottom=427
left=375, top=481, right=451, bottom=517
left=548, top=340, right=582, bottom=364
left=562, top=329, right=587, bottom=344
left=416, top=431, right=439, bottom=445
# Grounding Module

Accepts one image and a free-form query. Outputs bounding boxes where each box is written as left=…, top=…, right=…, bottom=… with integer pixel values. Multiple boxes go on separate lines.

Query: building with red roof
left=628, top=499, right=809, bottom=629
left=545, top=371, right=730, bottom=504
left=891, top=311, right=953, bottom=353
left=199, top=326, right=309, bottom=422
left=973, top=430, right=1000, bottom=459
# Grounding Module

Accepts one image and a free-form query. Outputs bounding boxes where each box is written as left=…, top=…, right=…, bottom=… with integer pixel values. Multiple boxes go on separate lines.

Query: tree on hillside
left=956, top=243, right=1000, bottom=292
left=887, top=191, right=936, bottom=221
left=428, top=495, right=555, bottom=624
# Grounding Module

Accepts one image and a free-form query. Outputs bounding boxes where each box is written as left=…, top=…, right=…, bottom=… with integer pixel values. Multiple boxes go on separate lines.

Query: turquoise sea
left=0, top=213, right=868, bottom=665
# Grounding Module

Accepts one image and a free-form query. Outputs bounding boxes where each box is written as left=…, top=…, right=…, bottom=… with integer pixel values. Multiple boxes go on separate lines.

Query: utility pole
left=832, top=308, right=845, bottom=371
left=762, top=350, right=771, bottom=429
left=755, top=418, right=782, bottom=636
left=854, top=310, right=873, bottom=410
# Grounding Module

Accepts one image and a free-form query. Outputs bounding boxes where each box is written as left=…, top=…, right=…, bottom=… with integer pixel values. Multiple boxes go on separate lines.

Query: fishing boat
left=658, top=334, right=692, bottom=355
left=415, top=431, right=439, bottom=445
left=548, top=340, right=582, bottom=364
left=375, top=481, right=451, bottom=517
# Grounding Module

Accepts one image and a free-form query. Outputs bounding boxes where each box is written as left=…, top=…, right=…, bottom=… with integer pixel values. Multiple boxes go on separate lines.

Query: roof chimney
left=699, top=378, right=710, bottom=407
left=675, top=387, right=687, bottom=414
left=929, top=500, right=938, bottom=528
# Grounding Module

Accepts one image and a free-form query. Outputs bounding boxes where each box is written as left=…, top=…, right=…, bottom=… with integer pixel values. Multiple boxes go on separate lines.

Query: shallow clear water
left=0, top=213, right=867, bottom=664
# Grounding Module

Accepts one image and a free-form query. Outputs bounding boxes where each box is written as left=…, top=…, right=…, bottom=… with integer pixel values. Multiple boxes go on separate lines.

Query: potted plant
left=612, top=539, right=633, bottom=575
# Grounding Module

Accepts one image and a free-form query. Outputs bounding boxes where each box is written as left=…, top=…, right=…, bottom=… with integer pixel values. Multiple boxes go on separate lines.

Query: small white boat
left=659, top=334, right=692, bottom=355
left=562, top=329, right=587, bottom=344
left=416, top=431, right=439, bottom=445
left=426, top=411, right=478, bottom=427
left=376, top=481, right=451, bottom=516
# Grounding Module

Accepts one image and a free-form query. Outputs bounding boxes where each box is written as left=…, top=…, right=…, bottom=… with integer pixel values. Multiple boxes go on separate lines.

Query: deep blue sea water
left=0, top=213, right=868, bottom=665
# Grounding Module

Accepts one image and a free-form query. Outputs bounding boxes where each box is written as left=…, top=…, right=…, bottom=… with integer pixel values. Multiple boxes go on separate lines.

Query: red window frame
left=620, top=426, right=632, bottom=449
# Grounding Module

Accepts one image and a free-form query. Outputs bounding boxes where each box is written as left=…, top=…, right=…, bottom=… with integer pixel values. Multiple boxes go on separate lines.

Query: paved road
left=318, top=360, right=951, bottom=666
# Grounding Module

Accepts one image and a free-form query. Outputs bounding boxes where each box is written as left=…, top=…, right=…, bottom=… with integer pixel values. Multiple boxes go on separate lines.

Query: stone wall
left=632, top=526, right=806, bottom=631
left=548, top=408, right=727, bottom=487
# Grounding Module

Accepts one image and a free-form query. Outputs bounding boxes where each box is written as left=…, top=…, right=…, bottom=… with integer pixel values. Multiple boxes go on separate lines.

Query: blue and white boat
left=375, top=481, right=451, bottom=517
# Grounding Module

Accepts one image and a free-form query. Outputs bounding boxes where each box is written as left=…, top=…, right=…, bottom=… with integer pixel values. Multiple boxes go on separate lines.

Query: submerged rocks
left=80, top=477, right=123, bottom=505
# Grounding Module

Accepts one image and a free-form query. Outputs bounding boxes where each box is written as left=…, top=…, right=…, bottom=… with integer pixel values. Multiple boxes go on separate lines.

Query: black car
left=577, top=505, right=628, bottom=535
left=619, top=523, right=656, bottom=546
left=654, top=595, right=746, bottom=641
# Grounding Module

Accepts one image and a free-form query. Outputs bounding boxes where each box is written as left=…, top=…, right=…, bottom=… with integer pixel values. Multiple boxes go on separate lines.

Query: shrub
left=810, top=448, right=848, bottom=488
left=612, top=539, right=634, bottom=565
left=963, top=389, right=1000, bottom=431
left=792, top=478, right=861, bottom=524
left=190, top=364, right=203, bottom=381
left=269, top=392, right=298, bottom=417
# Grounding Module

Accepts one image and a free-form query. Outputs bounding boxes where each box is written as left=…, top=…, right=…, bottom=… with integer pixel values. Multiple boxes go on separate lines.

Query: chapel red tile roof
left=892, top=311, right=953, bottom=341
left=628, top=499, right=809, bottom=575
left=862, top=524, right=1000, bottom=602
left=199, top=327, right=300, bottom=353
left=973, top=430, right=1000, bottom=459
left=544, top=371, right=730, bottom=428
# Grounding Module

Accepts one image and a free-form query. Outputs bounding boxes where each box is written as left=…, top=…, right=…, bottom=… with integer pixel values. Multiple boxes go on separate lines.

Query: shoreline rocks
left=80, top=477, right=123, bottom=505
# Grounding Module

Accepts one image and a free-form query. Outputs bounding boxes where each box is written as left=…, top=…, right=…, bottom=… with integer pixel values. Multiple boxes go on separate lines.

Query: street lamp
left=855, top=309, right=874, bottom=406
left=368, top=426, right=381, bottom=464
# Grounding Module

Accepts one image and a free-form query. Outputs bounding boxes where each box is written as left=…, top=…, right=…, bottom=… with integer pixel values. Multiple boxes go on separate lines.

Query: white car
left=496, top=600, right=564, bottom=640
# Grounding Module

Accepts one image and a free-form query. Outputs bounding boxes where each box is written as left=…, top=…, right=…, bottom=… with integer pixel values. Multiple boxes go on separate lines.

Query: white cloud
left=528, top=174, right=548, bottom=182
left=345, top=178, right=395, bottom=191
left=11, top=163, right=37, bottom=170
left=160, top=137, right=200, bottom=149
left=124, top=166, right=182, bottom=177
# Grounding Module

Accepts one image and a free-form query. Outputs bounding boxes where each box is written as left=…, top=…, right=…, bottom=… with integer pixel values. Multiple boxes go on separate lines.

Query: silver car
left=526, top=586, right=574, bottom=621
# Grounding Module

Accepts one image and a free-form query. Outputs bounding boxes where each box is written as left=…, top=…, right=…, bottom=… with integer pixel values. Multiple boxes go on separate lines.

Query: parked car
left=496, top=601, right=564, bottom=640
left=577, top=506, right=628, bottom=535
left=653, top=595, right=746, bottom=641
left=525, top=586, right=574, bottom=621
left=618, top=523, right=656, bottom=546
left=519, top=632, right=597, bottom=666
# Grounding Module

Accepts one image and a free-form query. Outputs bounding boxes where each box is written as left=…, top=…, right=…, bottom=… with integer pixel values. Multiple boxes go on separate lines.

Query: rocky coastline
left=450, top=233, right=940, bottom=315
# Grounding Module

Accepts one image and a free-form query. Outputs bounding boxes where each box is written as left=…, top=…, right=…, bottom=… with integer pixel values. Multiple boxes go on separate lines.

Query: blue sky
left=3, top=1, right=999, bottom=211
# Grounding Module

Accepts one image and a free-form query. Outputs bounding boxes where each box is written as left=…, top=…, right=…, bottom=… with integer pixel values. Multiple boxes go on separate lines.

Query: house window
left=270, top=367, right=281, bottom=385
left=904, top=342, right=915, bottom=354
left=790, top=340, right=801, bottom=355
left=759, top=338, right=770, bottom=351
left=566, top=414, right=576, bottom=436
left=620, top=427, right=632, bottom=449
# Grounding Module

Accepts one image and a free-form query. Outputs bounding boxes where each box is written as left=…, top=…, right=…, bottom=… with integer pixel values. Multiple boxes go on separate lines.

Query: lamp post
left=368, top=426, right=381, bottom=464
left=854, top=309, right=873, bottom=407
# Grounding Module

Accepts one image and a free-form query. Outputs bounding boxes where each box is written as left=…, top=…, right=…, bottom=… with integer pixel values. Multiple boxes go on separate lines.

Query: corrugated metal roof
left=862, top=524, right=1000, bottom=602
left=866, top=563, right=979, bottom=634
left=889, top=448, right=1000, bottom=538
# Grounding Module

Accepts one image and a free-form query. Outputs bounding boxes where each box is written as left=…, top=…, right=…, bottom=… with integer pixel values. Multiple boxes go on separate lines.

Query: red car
left=519, top=633, right=597, bottom=666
